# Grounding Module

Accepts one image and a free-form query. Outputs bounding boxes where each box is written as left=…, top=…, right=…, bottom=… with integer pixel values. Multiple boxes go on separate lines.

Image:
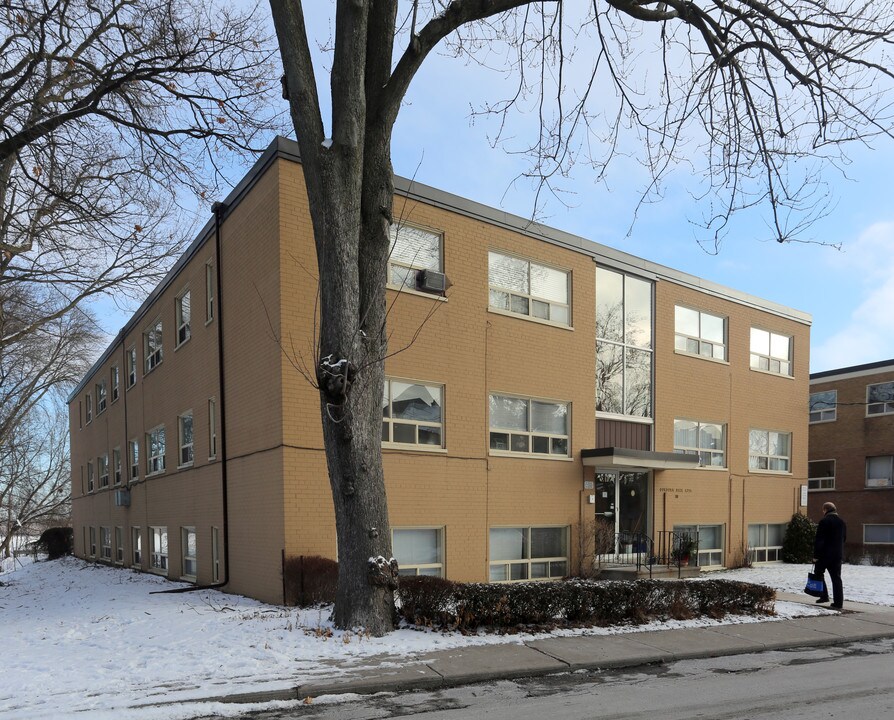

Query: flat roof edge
left=811, top=358, right=894, bottom=383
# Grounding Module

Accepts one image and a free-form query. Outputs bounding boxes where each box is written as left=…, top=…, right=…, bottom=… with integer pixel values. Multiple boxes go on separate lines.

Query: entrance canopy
left=582, top=447, right=700, bottom=472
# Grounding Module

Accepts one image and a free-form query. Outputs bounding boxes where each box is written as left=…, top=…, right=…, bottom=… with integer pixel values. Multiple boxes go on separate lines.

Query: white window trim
left=127, top=346, right=137, bottom=388
left=175, top=287, right=192, bottom=348
left=673, top=418, right=726, bottom=469
left=748, top=428, right=792, bottom=474
left=488, top=525, right=569, bottom=583
left=808, top=458, right=835, bottom=490
left=382, top=377, right=445, bottom=450
left=674, top=524, right=725, bottom=568
left=181, top=527, right=197, bottom=580
left=111, top=365, right=120, bottom=402
left=113, top=447, right=122, bottom=486
left=149, top=526, right=168, bottom=574
left=674, top=306, right=727, bottom=362
left=487, top=249, right=571, bottom=327
left=143, top=319, right=163, bottom=374
left=114, top=527, right=124, bottom=565
left=747, top=523, right=785, bottom=564
left=809, top=390, right=837, bottom=423
left=146, top=426, right=166, bottom=476
left=866, top=381, right=894, bottom=417
left=132, top=526, right=142, bottom=567
left=392, top=527, right=445, bottom=577
left=865, top=455, right=894, bottom=488
left=178, top=411, right=194, bottom=468
left=749, top=328, right=793, bottom=377
left=99, top=526, right=112, bottom=561
left=95, top=381, right=107, bottom=414
left=863, top=524, right=894, bottom=545
left=85, top=393, right=93, bottom=424
left=88, top=526, right=97, bottom=558
left=98, top=454, right=110, bottom=488
left=129, top=438, right=139, bottom=480
left=488, top=392, right=571, bottom=459
left=86, top=461, right=95, bottom=493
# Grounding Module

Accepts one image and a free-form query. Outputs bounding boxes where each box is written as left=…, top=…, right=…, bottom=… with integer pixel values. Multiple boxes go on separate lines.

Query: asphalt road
left=234, top=637, right=894, bottom=719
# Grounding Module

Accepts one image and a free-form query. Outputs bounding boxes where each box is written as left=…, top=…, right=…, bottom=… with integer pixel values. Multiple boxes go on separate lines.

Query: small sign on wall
left=800, top=484, right=808, bottom=507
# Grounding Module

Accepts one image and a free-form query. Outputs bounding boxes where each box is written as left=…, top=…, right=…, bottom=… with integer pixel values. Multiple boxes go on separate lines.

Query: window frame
left=143, top=318, right=163, bottom=374
left=149, top=526, right=168, bottom=573
left=178, top=411, right=194, bottom=467
left=747, top=522, right=785, bottom=563
left=111, top=365, right=120, bottom=402
left=127, top=346, right=137, bottom=388
left=674, top=305, right=727, bottom=362
left=865, top=455, right=894, bottom=488
left=674, top=524, right=724, bottom=567
left=85, top=392, right=93, bottom=424
left=387, top=222, right=444, bottom=292
left=95, top=380, right=107, bottom=414
left=866, top=381, right=894, bottom=417
left=863, top=524, right=894, bottom=545
left=181, top=527, right=197, bottom=580
left=487, top=250, right=571, bottom=327
left=175, top=287, right=192, bottom=347
left=749, top=327, right=793, bottom=377
left=88, top=526, right=97, bottom=558
left=208, top=398, right=217, bottom=459
left=673, top=418, right=726, bottom=468
left=392, top=527, right=445, bottom=577
left=205, top=260, right=215, bottom=324
left=100, top=526, right=112, bottom=561
left=382, top=377, right=445, bottom=450
left=129, top=438, right=139, bottom=480
left=748, top=428, right=792, bottom=473
left=488, top=525, right=569, bottom=582
left=808, top=459, right=835, bottom=490
left=115, top=526, right=124, bottom=565
left=113, top=447, right=122, bottom=485
left=98, top=453, right=109, bottom=488
left=809, top=390, right=837, bottom=423
left=86, top=460, right=95, bottom=493
left=146, top=425, right=166, bottom=476
left=132, top=526, right=142, bottom=567
left=488, top=393, right=570, bottom=458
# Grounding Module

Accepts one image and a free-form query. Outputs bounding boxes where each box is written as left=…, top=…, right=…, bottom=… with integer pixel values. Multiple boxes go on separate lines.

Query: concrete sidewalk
left=202, top=596, right=894, bottom=706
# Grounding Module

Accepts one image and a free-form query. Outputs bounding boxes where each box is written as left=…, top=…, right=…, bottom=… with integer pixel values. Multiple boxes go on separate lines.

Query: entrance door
left=594, top=471, right=650, bottom=553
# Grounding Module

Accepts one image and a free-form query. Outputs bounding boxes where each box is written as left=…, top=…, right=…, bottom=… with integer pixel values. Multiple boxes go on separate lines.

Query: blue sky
left=93, top=5, right=894, bottom=374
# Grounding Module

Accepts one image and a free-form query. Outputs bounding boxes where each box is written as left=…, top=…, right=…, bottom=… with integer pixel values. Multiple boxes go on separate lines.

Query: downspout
left=156, top=201, right=230, bottom=595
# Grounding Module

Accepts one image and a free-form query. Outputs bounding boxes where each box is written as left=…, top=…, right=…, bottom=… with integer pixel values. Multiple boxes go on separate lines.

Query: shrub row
left=396, top=576, right=775, bottom=631
left=283, top=555, right=338, bottom=607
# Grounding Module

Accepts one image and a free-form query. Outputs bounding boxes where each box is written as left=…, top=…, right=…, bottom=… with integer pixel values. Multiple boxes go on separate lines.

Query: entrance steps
left=596, top=564, right=701, bottom=580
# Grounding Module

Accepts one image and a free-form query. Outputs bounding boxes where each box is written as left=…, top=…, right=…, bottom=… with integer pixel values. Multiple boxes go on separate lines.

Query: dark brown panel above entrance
left=596, top=418, right=651, bottom=451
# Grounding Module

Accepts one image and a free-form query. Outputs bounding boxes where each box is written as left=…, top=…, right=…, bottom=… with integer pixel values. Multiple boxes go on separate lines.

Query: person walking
left=813, top=501, right=847, bottom=609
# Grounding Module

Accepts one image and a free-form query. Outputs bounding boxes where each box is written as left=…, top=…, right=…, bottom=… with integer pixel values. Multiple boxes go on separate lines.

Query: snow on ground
left=1, top=557, right=891, bottom=719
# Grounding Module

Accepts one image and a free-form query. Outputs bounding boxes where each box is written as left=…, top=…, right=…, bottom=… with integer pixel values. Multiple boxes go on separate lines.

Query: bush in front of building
left=781, top=513, right=817, bottom=563
left=31, top=527, right=74, bottom=560
left=396, top=576, right=775, bottom=631
left=283, top=555, right=338, bottom=607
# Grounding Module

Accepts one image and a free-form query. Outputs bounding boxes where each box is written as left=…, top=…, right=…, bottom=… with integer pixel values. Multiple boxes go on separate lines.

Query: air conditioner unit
left=115, top=489, right=131, bottom=507
left=416, top=269, right=447, bottom=293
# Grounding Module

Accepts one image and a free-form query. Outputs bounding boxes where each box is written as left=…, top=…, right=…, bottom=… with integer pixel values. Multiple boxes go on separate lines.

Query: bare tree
left=270, top=1, right=894, bottom=634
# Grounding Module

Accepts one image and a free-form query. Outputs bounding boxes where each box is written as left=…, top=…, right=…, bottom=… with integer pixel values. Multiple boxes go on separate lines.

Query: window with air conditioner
left=388, top=223, right=443, bottom=292
left=866, top=456, right=893, bottom=488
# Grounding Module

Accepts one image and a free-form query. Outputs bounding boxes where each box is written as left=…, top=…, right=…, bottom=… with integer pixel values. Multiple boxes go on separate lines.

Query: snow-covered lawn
left=1, top=557, right=891, bottom=719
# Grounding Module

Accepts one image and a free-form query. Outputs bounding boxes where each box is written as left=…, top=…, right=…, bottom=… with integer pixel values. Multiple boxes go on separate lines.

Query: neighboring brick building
left=809, top=360, right=894, bottom=550
left=69, top=136, right=811, bottom=604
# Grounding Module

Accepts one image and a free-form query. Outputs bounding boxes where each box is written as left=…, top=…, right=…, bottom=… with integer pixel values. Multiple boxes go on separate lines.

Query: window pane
left=770, top=432, right=790, bottom=457
left=624, top=276, right=652, bottom=349
left=532, top=436, right=549, bottom=454
left=391, top=382, right=441, bottom=422
left=489, top=289, right=510, bottom=310
left=747, top=524, right=764, bottom=548
left=531, top=527, right=566, bottom=558
left=491, top=528, right=527, bottom=561
left=531, top=561, right=549, bottom=579
left=489, top=432, right=509, bottom=451
left=550, top=560, right=567, bottom=577
left=867, top=456, right=892, bottom=481
left=510, top=564, right=529, bottom=581
left=770, top=333, right=790, bottom=360
left=864, top=525, right=894, bottom=543
left=750, top=328, right=770, bottom=355
left=531, top=299, right=550, bottom=320
left=767, top=524, right=785, bottom=545
left=700, top=423, right=723, bottom=451
left=869, top=382, right=894, bottom=404
left=510, top=434, right=529, bottom=452
left=701, top=313, right=724, bottom=343
left=394, top=529, right=440, bottom=565
left=390, top=225, right=441, bottom=271
left=596, top=342, right=624, bottom=414
left=551, top=305, right=569, bottom=325
left=392, top=423, right=416, bottom=444
left=488, top=252, right=529, bottom=293
left=595, top=267, right=623, bottom=341
left=674, top=306, right=699, bottom=337
left=551, top=437, right=568, bottom=455
left=530, top=264, right=568, bottom=303
left=624, top=348, right=651, bottom=417
left=749, top=430, right=769, bottom=455
left=531, top=401, right=567, bottom=435
left=809, top=460, right=834, bottom=479
left=699, top=525, right=721, bottom=548
left=489, top=565, right=508, bottom=582
left=674, top=420, right=697, bottom=449
left=490, top=395, right=528, bottom=431
left=810, top=390, right=836, bottom=411
left=510, top=294, right=529, bottom=315
left=417, top=426, right=441, bottom=446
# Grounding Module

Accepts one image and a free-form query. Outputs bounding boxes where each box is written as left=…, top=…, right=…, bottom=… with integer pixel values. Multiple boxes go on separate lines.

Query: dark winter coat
left=814, top=511, right=847, bottom=563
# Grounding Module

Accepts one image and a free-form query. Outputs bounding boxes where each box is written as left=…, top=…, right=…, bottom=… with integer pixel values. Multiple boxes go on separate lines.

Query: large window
left=132, top=527, right=142, bottom=567
left=100, top=527, right=112, bottom=560
left=178, top=412, right=194, bottom=466
left=808, top=459, right=835, bottom=490
left=113, top=447, right=121, bottom=485
left=150, top=527, right=168, bottom=572
left=111, top=366, right=120, bottom=402
left=98, top=454, right=109, bottom=488
left=673, top=419, right=725, bottom=467
left=86, top=461, right=94, bottom=493
left=489, top=394, right=569, bottom=457
left=85, top=393, right=93, bottom=423
left=388, top=224, right=442, bottom=289
left=89, top=527, right=96, bottom=557
left=176, top=289, right=191, bottom=346
left=489, top=526, right=568, bottom=582
left=748, top=429, right=791, bottom=472
left=810, top=390, right=837, bottom=423
left=596, top=267, right=652, bottom=418
left=393, top=528, right=444, bottom=577
left=115, top=527, right=124, bottom=564
left=674, top=306, right=726, bottom=361
left=866, top=456, right=894, bottom=488
left=127, top=346, right=137, bottom=388
left=864, top=525, right=894, bottom=544
left=382, top=379, right=443, bottom=447
left=867, top=381, right=894, bottom=416
left=747, top=523, right=785, bottom=563
left=488, top=251, right=570, bottom=325
left=129, top=439, right=139, bottom=480
left=144, top=319, right=163, bottom=373
left=750, top=328, right=792, bottom=376
left=181, top=527, right=197, bottom=579
left=675, top=524, right=724, bottom=567
left=95, top=380, right=107, bottom=414
left=146, top=426, right=166, bottom=475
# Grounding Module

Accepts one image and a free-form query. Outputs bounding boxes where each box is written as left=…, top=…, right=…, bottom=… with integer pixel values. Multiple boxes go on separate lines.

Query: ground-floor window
left=674, top=524, right=724, bottom=567
left=88, top=526, right=96, bottom=557
left=132, top=527, right=142, bottom=567
left=181, top=527, right=197, bottom=579
left=100, top=526, right=111, bottom=560
left=150, top=526, right=168, bottom=572
left=747, top=523, right=785, bottom=563
left=864, top=524, right=894, bottom=544
left=115, top=527, right=124, bottom=564
left=393, top=528, right=444, bottom=577
left=489, top=526, right=568, bottom=582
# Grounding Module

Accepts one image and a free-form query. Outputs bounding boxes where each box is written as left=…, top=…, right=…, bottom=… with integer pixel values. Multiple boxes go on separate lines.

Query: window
left=205, top=260, right=215, bottom=322
left=95, top=381, right=107, bottom=414
left=748, top=429, right=791, bottom=472
left=673, top=419, right=725, bottom=467
left=113, top=447, right=122, bottom=485
left=867, top=381, right=894, bottom=416
left=748, top=523, right=785, bottom=563
left=211, top=527, right=221, bottom=582
left=146, top=426, right=166, bottom=475
left=488, top=251, right=570, bottom=325
left=132, top=527, right=142, bottom=567
left=176, top=289, right=191, bottom=346
left=489, top=526, right=568, bottom=582
left=864, top=525, right=894, bottom=544
left=129, top=439, right=139, bottom=480
left=98, top=454, right=109, bottom=488
left=808, top=459, right=835, bottom=490
left=178, top=412, right=194, bottom=466
left=674, top=306, right=726, bottom=361
left=208, top=398, right=217, bottom=459
left=866, top=456, right=893, bottom=488
left=150, top=527, right=168, bottom=572
left=388, top=223, right=442, bottom=289
left=86, top=461, right=94, bottom=493
left=596, top=267, right=653, bottom=417
left=127, top=346, right=137, bottom=388
left=382, top=379, right=443, bottom=447
left=100, top=527, right=112, bottom=560
left=181, top=527, right=197, bottom=579
left=85, top=393, right=93, bottom=423
left=89, top=527, right=97, bottom=557
left=750, top=328, right=792, bottom=376
left=810, top=390, right=837, bottom=423
left=489, top=394, right=569, bottom=456
left=144, top=319, right=163, bottom=373
left=115, top=527, right=124, bottom=564
left=675, top=524, right=724, bottom=567
left=393, top=528, right=444, bottom=577
left=111, top=366, right=120, bottom=402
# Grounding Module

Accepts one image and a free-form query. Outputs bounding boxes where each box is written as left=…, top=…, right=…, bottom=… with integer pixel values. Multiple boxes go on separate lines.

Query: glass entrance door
left=594, top=471, right=650, bottom=554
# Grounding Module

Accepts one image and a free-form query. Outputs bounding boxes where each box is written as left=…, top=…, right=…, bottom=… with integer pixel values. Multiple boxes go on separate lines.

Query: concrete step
left=597, top=565, right=701, bottom=580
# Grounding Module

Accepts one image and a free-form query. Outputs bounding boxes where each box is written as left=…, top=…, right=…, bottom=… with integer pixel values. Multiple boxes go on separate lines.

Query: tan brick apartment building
left=809, top=360, right=894, bottom=549
left=69, top=137, right=811, bottom=604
